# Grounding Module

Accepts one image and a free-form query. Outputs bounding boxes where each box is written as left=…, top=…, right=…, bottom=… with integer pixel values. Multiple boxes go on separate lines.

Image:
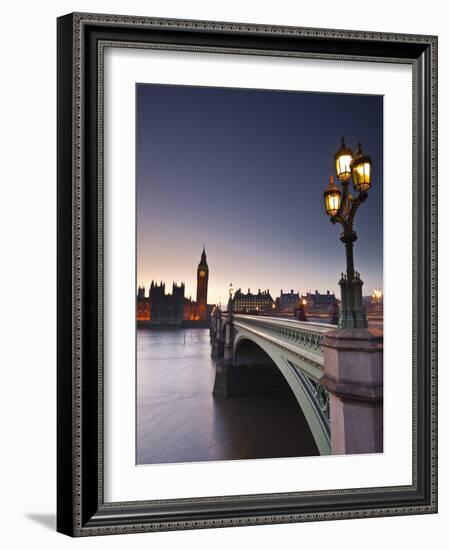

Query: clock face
left=199, top=270, right=206, bottom=277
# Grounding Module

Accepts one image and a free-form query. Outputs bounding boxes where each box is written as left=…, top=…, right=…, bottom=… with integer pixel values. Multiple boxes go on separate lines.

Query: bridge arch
left=234, top=338, right=276, bottom=367
left=233, top=331, right=331, bottom=455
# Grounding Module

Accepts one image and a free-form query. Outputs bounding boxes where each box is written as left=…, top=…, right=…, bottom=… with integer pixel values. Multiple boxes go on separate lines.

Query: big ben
left=196, top=246, right=209, bottom=320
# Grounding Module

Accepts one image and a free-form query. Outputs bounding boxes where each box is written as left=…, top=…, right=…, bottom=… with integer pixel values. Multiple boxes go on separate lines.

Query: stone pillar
left=352, top=272, right=368, bottom=328
left=338, top=273, right=351, bottom=328
left=320, top=328, right=383, bottom=454
left=213, top=319, right=231, bottom=396
left=223, top=321, right=234, bottom=362
left=211, top=338, right=224, bottom=358
left=210, top=316, right=224, bottom=358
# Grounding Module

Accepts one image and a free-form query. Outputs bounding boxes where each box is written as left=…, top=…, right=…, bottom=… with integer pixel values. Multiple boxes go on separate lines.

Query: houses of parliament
left=136, top=247, right=212, bottom=326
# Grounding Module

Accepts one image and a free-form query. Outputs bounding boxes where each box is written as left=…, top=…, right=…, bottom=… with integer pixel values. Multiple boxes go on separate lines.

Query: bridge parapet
left=232, top=315, right=333, bottom=354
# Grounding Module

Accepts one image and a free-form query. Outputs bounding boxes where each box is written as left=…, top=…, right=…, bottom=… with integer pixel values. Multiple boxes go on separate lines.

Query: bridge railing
left=230, top=314, right=335, bottom=358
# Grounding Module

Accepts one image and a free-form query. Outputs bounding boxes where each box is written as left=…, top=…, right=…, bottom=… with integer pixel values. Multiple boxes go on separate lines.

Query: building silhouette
left=148, top=281, right=185, bottom=324
left=136, top=248, right=211, bottom=326
left=196, top=246, right=209, bottom=321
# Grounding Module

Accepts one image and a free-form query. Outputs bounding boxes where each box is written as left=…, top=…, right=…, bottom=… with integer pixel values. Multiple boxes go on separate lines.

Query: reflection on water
left=137, top=328, right=318, bottom=465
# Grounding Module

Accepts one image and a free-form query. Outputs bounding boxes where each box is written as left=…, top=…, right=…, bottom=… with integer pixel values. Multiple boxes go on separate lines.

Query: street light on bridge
left=323, top=138, right=373, bottom=329
left=228, top=282, right=234, bottom=316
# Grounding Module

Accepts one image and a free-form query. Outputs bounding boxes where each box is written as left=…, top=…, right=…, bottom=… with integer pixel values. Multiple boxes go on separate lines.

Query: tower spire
left=201, top=244, right=207, bottom=264
left=196, top=244, right=209, bottom=321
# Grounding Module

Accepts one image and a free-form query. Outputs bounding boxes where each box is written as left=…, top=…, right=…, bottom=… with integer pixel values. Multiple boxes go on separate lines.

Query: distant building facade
left=275, top=289, right=301, bottom=315
left=231, top=289, right=275, bottom=314
left=136, top=286, right=150, bottom=321
left=304, top=290, right=338, bottom=316
left=364, top=289, right=383, bottom=319
left=149, top=281, right=185, bottom=324
left=136, top=247, right=211, bottom=326
left=227, top=287, right=339, bottom=318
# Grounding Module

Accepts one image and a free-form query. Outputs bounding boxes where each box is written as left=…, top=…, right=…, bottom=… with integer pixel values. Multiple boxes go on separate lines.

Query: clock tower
left=196, top=246, right=209, bottom=320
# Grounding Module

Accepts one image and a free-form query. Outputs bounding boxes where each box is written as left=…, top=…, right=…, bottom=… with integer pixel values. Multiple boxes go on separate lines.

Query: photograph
left=135, top=83, right=384, bottom=465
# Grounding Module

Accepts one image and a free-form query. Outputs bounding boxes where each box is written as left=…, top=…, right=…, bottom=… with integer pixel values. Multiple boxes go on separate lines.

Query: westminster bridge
left=210, top=312, right=383, bottom=455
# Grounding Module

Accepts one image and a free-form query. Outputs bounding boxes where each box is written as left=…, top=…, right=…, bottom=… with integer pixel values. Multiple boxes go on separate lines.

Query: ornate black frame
left=57, top=12, right=438, bottom=537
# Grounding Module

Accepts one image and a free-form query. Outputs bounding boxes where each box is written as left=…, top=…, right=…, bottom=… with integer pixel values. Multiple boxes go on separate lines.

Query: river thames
left=136, top=327, right=318, bottom=465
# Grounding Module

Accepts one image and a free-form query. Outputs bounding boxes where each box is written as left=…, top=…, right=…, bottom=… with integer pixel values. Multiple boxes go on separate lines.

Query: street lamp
left=228, top=282, right=234, bottom=316
left=334, top=137, right=353, bottom=182
left=351, top=142, right=372, bottom=192
left=323, top=138, right=373, bottom=329
left=372, top=289, right=382, bottom=304
left=324, top=176, right=342, bottom=217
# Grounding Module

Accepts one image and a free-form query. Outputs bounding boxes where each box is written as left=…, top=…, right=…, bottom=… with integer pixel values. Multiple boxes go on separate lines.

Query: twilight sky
left=136, top=84, right=383, bottom=305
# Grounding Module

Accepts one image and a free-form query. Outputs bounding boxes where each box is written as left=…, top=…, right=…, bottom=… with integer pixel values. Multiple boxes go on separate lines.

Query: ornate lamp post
left=228, top=282, right=234, bottom=318
left=221, top=282, right=235, bottom=362
left=323, top=138, right=373, bottom=329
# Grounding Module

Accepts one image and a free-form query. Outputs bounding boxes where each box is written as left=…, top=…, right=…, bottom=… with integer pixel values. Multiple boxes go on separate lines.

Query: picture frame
left=57, top=12, right=438, bottom=536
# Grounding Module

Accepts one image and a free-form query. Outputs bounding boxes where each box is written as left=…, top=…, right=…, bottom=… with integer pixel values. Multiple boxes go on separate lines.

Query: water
left=137, top=328, right=318, bottom=465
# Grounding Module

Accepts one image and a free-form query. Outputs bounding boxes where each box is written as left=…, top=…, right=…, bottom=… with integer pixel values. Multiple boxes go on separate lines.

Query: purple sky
left=136, top=84, right=383, bottom=304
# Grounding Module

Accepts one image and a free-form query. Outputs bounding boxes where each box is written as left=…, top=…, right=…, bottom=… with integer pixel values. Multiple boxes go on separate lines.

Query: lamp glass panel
left=353, top=161, right=371, bottom=191
left=336, top=154, right=352, bottom=180
left=325, top=191, right=341, bottom=216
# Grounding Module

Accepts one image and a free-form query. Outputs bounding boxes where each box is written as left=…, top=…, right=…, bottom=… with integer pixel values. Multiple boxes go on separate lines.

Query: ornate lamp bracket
left=331, top=187, right=368, bottom=239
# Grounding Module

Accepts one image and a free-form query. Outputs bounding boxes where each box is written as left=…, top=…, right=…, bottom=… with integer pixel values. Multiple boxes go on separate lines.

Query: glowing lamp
left=324, top=175, right=342, bottom=217
left=351, top=143, right=372, bottom=192
left=335, top=137, right=353, bottom=181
